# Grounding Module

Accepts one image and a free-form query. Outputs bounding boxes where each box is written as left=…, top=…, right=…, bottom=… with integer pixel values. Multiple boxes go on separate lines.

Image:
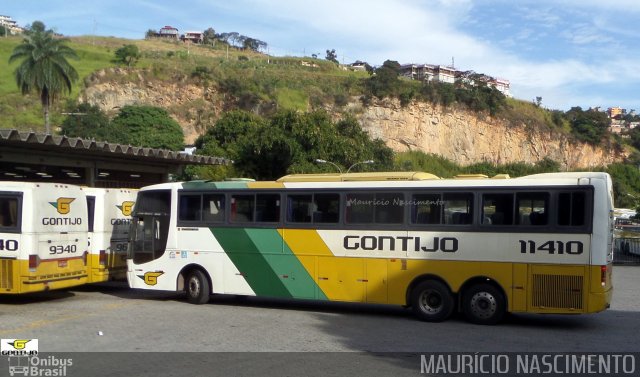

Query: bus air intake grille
left=1, top=260, right=13, bottom=289
left=532, top=274, right=583, bottom=310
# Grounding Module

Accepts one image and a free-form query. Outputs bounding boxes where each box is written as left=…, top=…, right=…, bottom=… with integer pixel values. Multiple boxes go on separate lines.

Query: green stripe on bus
left=210, top=228, right=291, bottom=298
left=245, top=229, right=327, bottom=300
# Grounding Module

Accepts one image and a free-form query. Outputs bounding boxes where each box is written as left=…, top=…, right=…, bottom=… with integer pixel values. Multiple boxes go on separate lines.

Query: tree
left=203, top=27, right=216, bottom=45
left=9, top=21, right=79, bottom=134
left=535, top=96, right=543, bottom=107
left=60, top=102, right=112, bottom=140
left=114, top=44, right=141, bottom=67
left=110, top=105, right=184, bottom=150
left=365, top=60, right=402, bottom=99
left=242, top=37, right=267, bottom=52
left=325, top=49, right=338, bottom=64
left=144, top=29, right=157, bottom=39
left=565, top=106, right=609, bottom=144
left=192, top=110, right=393, bottom=180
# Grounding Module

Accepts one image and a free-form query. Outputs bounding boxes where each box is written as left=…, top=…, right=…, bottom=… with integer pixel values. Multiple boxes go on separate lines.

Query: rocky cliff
left=81, top=69, right=623, bottom=168
left=355, top=99, right=622, bottom=169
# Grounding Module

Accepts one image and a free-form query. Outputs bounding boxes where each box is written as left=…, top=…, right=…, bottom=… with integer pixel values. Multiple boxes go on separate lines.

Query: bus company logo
left=138, top=271, right=164, bottom=286
left=1, top=339, right=38, bottom=356
left=49, top=198, right=75, bottom=215
left=116, top=201, right=135, bottom=216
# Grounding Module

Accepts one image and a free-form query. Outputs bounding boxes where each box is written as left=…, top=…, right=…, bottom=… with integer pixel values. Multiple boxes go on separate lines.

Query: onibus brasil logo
left=49, top=198, right=75, bottom=215
left=2, top=339, right=73, bottom=376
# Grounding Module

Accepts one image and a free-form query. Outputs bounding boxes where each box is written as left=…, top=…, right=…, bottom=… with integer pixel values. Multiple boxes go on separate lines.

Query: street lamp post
left=314, top=159, right=343, bottom=173
left=346, top=160, right=374, bottom=173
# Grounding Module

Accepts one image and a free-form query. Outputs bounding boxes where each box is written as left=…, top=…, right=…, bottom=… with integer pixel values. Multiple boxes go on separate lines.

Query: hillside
left=0, top=35, right=625, bottom=168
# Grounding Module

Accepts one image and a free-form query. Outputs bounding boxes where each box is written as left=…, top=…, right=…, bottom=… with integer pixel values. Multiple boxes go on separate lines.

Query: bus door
left=130, top=213, right=169, bottom=264
left=128, top=190, right=171, bottom=265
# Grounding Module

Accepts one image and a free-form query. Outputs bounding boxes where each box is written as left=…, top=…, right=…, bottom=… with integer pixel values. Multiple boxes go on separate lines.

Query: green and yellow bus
left=126, top=171, right=614, bottom=324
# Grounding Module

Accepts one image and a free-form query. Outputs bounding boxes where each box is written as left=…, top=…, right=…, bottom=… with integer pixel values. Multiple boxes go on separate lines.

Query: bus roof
left=276, top=171, right=440, bottom=182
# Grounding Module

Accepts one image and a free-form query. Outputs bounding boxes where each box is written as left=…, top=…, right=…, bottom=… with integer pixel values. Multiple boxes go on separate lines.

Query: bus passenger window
left=256, top=194, right=280, bottom=222
left=287, top=195, right=312, bottom=223
left=516, top=192, right=549, bottom=226
left=313, top=194, right=340, bottom=223
left=558, top=192, right=586, bottom=226
left=231, top=195, right=254, bottom=223
left=346, top=193, right=374, bottom=224
left=179, top=194, right=202, bottom=221
left=0, top=197, right=19, bottom=229
left=412, top=194, right=442, bottom=224
left=375, top=193, right=404, bottom=224
left=482, top=193, right=514, bottom=225
left=203, top=194, right=225, bottom=222
left=443, top=193, right=473, bottom=225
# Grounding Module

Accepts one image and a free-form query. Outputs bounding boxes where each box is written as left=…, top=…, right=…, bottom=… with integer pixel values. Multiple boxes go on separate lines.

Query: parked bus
left=85, top=188, right=137, bottom=283
left=0, top=182, right=88, bottom=294
left=126, top=171, right=614, bottom=324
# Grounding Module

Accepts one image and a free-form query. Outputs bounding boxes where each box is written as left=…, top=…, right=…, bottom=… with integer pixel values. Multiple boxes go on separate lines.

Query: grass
left=0, top=35, right=368, bottom=131
left=275, top=88, right=308, bottom=111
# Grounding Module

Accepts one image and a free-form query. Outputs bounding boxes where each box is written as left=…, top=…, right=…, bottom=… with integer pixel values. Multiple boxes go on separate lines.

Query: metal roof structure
left=0, top=129, right=227, bottom=188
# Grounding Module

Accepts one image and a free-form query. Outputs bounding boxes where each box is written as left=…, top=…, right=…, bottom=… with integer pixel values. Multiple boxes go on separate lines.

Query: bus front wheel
left=462, top=283, right=505, bottom=325
left=186, top=270, right=210, bottom=305
left=410, top=280, right=454, bottom=322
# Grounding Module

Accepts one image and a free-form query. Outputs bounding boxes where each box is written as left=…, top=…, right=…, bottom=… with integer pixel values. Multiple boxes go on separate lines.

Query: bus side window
left=516, top=192, right=549, bottom=226
left=443, top=193, right=473, bottom=225
left=287, top=194, right=312, bottom=223
left=179, top=194, right=202, bottom=222
left=412, top=193, right=442, bottom=225
left=558, top=192, right=586, bottom=226
left=231, top=195, right=254, bottom=223
left=482, top=193, right=514, bottom=225
left=256, top=194, right=280, bottom=222
left=86, top=196, right=96, bottom=232
left=203, top=194, right=225, bottom=223
left=345, top=193, right=374, bottom=224
left=313, top=193, right=340, bottom=223
left=0, top=197, right=19, bottom=229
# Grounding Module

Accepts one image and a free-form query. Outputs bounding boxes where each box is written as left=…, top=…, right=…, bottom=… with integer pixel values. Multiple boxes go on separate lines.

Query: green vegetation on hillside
left=189, top=110, right=393, bottom=181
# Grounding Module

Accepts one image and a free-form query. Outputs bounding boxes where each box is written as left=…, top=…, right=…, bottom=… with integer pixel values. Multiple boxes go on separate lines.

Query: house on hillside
left=350, top=61, right=369, bottom=72
left=181, top=31, right=204, bottom=43
left=0, top=15, right=24, bottom=35
left=399, top=63, right=511, bottom=97
left=155, top=26, right=179, bottom=40
left=400, top=64, right=456, bottom=84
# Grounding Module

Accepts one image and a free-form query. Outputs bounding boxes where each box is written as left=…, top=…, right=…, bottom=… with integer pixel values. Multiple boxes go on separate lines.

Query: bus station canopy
left=0, top=129, right=227, bottom=188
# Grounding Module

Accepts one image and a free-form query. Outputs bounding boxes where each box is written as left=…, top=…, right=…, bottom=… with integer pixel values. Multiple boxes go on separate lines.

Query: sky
left=3, top=0, right=640, bottom=111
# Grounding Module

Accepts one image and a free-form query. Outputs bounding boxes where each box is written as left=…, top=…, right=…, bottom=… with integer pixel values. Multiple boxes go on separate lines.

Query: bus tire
left=186, top=269, right=210, bottom=305
left=410, top=280, right=454, bottom=322
left=462, top=283, right=505, bottom=325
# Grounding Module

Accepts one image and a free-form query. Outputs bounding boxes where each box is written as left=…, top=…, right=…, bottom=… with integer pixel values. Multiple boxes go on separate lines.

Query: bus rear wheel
left=462, top=283, right=505, bottom=325
left=186, top=270, right=210, bottom=305
left=410, top=280, right=454, bottom=322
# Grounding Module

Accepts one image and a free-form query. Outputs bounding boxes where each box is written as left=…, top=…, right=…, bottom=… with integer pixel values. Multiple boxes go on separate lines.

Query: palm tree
left=9, top=23, right=79, bottom=134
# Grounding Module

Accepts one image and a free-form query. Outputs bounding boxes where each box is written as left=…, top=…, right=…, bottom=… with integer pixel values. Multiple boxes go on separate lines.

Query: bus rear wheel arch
left=461, top=281, right=506, bottom=325
left=182, top=268, right=211, bottom=305
left=409, top=279, right=455, bottom=322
